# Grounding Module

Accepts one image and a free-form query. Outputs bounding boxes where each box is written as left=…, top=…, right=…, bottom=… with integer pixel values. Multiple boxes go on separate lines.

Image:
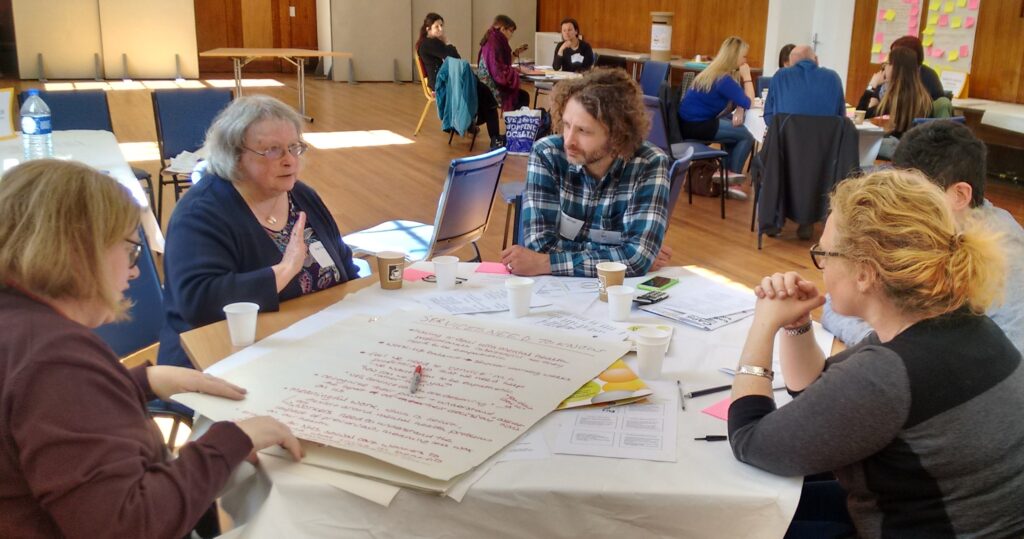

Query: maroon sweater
left=0, top=289, right=252, bottom=538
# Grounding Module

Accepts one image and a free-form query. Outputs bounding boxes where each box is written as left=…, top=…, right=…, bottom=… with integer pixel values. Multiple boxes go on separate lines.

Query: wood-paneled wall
left=195, top=0, right=319, bottom=73
left=537, top=0, right=769, bottom=69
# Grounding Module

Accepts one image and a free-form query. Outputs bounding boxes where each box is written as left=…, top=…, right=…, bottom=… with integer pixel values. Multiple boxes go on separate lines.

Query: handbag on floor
left=687, top=160, right=722, bottom=197
left=503, top=107, right=543, bottom=155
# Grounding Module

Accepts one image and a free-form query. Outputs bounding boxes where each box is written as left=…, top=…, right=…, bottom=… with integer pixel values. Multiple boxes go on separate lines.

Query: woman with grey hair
left=158, top=95, right=360, bottom=368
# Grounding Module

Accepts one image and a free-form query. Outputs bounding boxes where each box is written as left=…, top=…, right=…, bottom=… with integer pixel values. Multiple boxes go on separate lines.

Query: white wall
left=762, top=0, right=855, bottom=91
left=317, top=0, right=333, bottom=76
left=762, top=0, right=815, bottom=76
left=98, top=0, right=199, bottom=79
left=411, top=0, right=473, bottom=81
left=332, top=0, right=413, bottom=82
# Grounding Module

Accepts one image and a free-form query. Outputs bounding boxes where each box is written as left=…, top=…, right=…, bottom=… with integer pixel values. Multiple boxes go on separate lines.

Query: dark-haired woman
left=552, top=18, right=594, bottom=72
left=477, top=14, right=531, bottom=113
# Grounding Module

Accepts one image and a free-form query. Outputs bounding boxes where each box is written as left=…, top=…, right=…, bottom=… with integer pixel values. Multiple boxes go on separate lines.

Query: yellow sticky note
left=944, top=1, right=954, bottom=12
left=923, top=35, right=934, bottom=46
left=930, top=1, right=940, bottom=10
left=871, top=43, right=883, bottom=53
left=884, top=8, right=896, bottom=21
left=923, top=26, right=936, bottom=35
left=956, top=0, right=966, bottom=6
left=952, top=16, right=962, bottom=27
left=948, top=51, right=959, bottom=61
left=929, top=14, right=940, bottom=24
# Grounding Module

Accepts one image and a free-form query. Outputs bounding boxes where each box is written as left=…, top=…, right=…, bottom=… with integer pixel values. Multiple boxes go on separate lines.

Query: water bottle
left=21, top=89, right=53, bottom=160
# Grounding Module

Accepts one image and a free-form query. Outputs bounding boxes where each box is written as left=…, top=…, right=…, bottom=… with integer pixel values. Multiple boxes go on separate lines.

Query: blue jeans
left=714, top=119, right=755, bottom=174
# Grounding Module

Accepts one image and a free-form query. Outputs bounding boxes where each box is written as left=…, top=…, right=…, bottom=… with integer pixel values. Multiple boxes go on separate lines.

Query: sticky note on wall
left=878, top=8, right=887, bottom=20
left=948, top=51, right=959, bottom=61
left=944, top=1, right=954, bottom=12
left=929, top=13, right=940, bottom=24
left=956, top=0, right=966, bottom=6
left=964, top=16, right=976, bottom=28
left=885, top=9, right=897, bottom=21
left=930, top=1, right=940, bottom=10
left=959, top=45, right=970, bottom=57
left=875, top=32, right=884, bottom=43
left=951, top=16, right=962, bottom=27
left=939, top=14, right=949, bottom=26
left=968, top=0, right=980, bottom=9
left=871, top=43, right=883, bottom=53
left=931, top=47, right=945, bottom=58
left=923, top=35, right=934, bottom=46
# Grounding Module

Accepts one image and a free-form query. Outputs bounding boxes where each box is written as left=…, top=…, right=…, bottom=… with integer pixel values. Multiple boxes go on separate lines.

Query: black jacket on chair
left=753, top=114, right=860, bottom=240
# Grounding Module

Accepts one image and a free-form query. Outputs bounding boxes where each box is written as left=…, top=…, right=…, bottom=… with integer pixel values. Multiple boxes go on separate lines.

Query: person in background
left=678, top=36, right=755, bottom=179
left=552, top=17, right=594, bottom=72
left=416, top=12, right=502, bottom=148
left=0, top=159, right=302, bottom=538
left=888, top=35, right=945, bottom=100
left=858, top=47, right=932, bottom=158
left=729, top=169, right=1024, bottom=537
left=159, top=96, right=360, bottom=369
left=823, top=120, right=1024, bottom=353
left=762, top=45, right=845, bottom=128
left=778, top=43, right=795, bottom=69
left=477, top=14, right=531, bottom=113
left=501, top=68, right=671, bottom=278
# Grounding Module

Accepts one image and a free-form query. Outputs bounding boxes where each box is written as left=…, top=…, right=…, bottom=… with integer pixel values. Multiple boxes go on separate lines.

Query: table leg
left=296, top=57, right=312, bottom=122
left=233, top=58, right=243, bottom=97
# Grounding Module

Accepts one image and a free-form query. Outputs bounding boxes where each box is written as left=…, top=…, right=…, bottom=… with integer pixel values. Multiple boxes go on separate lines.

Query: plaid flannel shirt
left=522, top=136, right=670, bottom=277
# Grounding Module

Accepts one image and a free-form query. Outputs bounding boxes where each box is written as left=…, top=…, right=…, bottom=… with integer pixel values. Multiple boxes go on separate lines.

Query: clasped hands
left=753, top=271, right=825, bottom=330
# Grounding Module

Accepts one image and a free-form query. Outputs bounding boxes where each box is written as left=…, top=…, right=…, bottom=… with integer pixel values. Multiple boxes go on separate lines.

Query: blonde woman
left=678, top=36, right=755, bottom=175
left=728, top=170, right=1024, bottom=537
left=0, top=160, right=302, bottom=537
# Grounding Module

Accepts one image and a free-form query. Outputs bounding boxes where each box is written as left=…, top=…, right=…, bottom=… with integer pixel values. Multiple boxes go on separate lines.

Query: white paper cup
left=432, top=255, right=459, bottom=290
left=606, top=285, right=635, bottom=322
left=596, top=261, right=627, bottom=302
left=505, top=277, right=535, bottom=318
left=635, top=327, right=671, bottom=380
left=223, top=302, right=260, bottom=347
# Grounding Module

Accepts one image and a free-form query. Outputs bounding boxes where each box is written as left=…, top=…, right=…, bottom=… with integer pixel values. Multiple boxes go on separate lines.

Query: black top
left=418, top=37, right=460, bottom=90
left=920, top=64, right=945, bottom=100
left=552, top=39, right=594, bottom=72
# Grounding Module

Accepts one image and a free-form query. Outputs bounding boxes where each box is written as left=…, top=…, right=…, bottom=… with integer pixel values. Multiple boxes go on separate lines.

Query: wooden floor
left=9, top=73, right=1024, bottom=295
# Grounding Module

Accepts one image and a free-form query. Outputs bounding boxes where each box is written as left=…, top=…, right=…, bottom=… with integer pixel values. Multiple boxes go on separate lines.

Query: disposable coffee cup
left=635, top=327, right=671, bottom=380
left=505, top=277, right=535, bottom=318
left=854, top=110, right=866, bottom=125
left=606, top=285, right=635, bottom=322
left=596, top=262, right=627, bottom=302
left=376, top=251, right=406, bottom=290
left=223, top=302, right=260, bottom=347
left=432, top=255, right=459, bottom=290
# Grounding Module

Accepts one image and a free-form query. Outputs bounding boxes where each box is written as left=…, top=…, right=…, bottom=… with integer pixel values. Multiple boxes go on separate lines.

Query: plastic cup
left=432, top=255, right=459, bottom=290
left=223, top=302, right=260, bottom=347
left=635, top=327, right=672, bottom=380
left=505, top=277, right=535, bottom=318
left=854, top=110, right=866, bottom=125
left=761, top=88, right=769, bottom=101
left=596, top=262, right=626, bottom=302
left=606, top=285, right=635, bottom=321
left=376, top=251, right=406, bottom=290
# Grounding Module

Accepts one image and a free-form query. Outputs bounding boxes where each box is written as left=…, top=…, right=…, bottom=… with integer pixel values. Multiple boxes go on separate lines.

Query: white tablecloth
left=0, top=130, right=163, bottom=251
left=743, top=106, right=886, bottom=168
left=952, top=98, right=1024, bottom=135
left=214, top=264, right=814, bottom=539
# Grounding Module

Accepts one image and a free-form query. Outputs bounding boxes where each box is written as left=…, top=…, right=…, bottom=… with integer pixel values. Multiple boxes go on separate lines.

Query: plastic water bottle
left=20, top=89, right=53, bottom=160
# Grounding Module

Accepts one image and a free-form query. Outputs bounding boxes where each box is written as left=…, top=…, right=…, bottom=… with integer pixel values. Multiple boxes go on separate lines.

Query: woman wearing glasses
left=0, top=160, right=302, bottom=537
left=727, top=169, right=1024, bottom=537
left=159, top=95, right=360, bottom=368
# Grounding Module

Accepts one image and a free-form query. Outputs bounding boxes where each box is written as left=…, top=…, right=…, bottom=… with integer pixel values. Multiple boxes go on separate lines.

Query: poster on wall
left=921, top=0, right=980, bottom=79
left=870, top=0, right=923, bottom=64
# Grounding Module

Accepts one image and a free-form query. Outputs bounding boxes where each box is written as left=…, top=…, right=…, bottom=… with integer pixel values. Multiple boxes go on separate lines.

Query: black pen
left=684, top=384, right=732, bottom=399
left=694, top=435, right=728, bottom=442
left=676, top=380, right=686, bottom=411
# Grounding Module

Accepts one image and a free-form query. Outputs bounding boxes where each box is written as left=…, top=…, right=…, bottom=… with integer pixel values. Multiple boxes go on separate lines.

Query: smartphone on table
left=636, top=276, right=678, bottom=292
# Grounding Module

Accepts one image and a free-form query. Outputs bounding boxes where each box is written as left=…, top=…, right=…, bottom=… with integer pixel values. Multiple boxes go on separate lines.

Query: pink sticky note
left=964, top=16, right=976, bottom=28
left=402, top=268, right=434, bottom=281
left=907, top=22, right=919, bottom=34
left=878, top=51, right=888, bottom=63
left=931, top=47, right=945, bottom=58
left=938, top=14, right=949, bottom=26
left=910, top=5, right=920, bottom=16
left=475, top=261, right=511, bottom=274
left=877, top=8, right=887, bottom=20
left=959, top=45, right=970, bottom=57
left=702, top=397, right=732, bottom=421
left=909, top=0, right=919, bottom=5
left=968, top=0, right=979, bottom=8
left=874, top=31, right=884, bottom=43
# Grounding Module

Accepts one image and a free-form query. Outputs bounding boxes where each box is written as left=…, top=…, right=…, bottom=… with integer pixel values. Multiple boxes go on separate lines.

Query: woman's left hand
left=753, top=272, right=825, bottom=329
left=514, top=44, right=529, bottom=56
left=146, top=366, right=247, bottom=401
left=732, top=108, right=745, bottom=127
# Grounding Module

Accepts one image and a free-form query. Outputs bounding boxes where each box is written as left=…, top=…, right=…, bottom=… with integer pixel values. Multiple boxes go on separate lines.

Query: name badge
left=558, top=211, right=586, bottom=241
left=571, top=53, right=584, bottom=64
left=308, top=241, right=336, bottom=268
left=589, top=229, right=623, bottom=245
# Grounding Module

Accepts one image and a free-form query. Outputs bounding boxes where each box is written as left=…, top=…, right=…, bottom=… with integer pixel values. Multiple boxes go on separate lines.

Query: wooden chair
left=414, top=55, right=436, bottom=136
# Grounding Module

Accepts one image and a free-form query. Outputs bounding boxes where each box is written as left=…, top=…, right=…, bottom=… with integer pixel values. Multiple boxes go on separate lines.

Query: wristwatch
left=736, top=365, right=774, bottom=381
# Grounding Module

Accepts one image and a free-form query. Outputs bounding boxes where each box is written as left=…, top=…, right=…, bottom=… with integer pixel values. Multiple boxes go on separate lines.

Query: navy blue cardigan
left=157, top=173, right=360, bottom=368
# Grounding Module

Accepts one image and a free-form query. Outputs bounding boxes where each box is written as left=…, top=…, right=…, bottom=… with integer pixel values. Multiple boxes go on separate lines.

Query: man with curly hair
left=500, top=68, right=671, bottom=277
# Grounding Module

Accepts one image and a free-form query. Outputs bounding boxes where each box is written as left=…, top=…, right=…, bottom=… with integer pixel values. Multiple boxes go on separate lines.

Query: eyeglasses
left=809, top=243, right=843, bottom=270
left=243, top=141, right=309, bottom=160
left=126, top=238, right=144, bottom=268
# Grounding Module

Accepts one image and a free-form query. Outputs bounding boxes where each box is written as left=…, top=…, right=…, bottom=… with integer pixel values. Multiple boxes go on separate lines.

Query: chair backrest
left=913, top=116, right=965, bottom=126
left=643, top=94, right=672, bottom=158
left=679, top=71, right=696, bottom=94
left=151, top=88, right=233, bottom=163
left=18, top=90, right=114, bottom=131
left=666, top=147, right=695, bottom=223
left=415, top=51, right=434, bottom=100
left=427, top=147, right=508, bottom=258
left=93, top=228, right=163, bottom=357
left=756, top=76, right=772, bottom=96
left=639, top=61, right=670, bottom=96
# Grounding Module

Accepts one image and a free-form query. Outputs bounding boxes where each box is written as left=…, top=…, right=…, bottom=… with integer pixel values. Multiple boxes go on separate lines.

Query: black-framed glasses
left=126, top=238, right=144, bottom=268
left=243, top=141, right=309, bottom=160
left=809, top=243, right=843, bottom=270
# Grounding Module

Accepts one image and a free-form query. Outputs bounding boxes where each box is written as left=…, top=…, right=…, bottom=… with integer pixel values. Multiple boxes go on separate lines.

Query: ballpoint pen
left=694, top=435, right=728, bottom=442
left=684, top=384, right=732, bottom=399
left=676, top=380, right=686, bottom=411
left=409, top=364, right=423, bottom=394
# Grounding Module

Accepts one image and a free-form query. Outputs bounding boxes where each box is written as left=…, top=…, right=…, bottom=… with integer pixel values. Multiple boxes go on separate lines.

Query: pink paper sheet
left=476, top=261, right=511, bottom=274
left=402, top=268, right=434, bottom=281
left=701, top=397, right=732, bottom=421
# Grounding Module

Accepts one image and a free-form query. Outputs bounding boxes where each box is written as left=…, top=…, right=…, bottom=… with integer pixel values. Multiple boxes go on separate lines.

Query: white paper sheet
left=533, top=276, right=602, bottom=297
left=525, top=310, right=630, bottom=341
left=257, top=452, right=401, bottom=507
left=656, top=275, right=756, bottom=318
left=496, top=427, right=551, bottom=462
left=419, top=289, right=552, bottom=315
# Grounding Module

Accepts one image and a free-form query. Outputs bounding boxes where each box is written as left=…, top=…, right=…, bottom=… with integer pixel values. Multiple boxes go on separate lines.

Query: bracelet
left=736, top=365, right=774, bottom=381
left=742, top=79, right=752, bottom=84
left=784, top=320, right=813, bottom=337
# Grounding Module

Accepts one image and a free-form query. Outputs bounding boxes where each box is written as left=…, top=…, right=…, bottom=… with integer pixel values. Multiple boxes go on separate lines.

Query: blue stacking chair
left=756, top=76, right=772, bottom=97
left=912, top=116, right=966, bottom=126
left=343, top=148, right=508, bottom=262
left=665, top=147, right=695, bottom=224
left=151, top=88, right=233, bottom=224
left=639, top=61, right=671, bottom=96
left=643, top=94, right=729, bottom=219
left=18, top=90, right=155, bottom=211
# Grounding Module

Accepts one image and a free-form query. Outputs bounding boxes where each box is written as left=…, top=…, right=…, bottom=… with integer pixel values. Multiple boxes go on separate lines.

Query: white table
left=952, top=98, right=1024, bottom=135
left=744, top=106, right=886, bottom=168
left=211, top=264, right=809, bottom=539
left=0, top=130, right=164, bottom=252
